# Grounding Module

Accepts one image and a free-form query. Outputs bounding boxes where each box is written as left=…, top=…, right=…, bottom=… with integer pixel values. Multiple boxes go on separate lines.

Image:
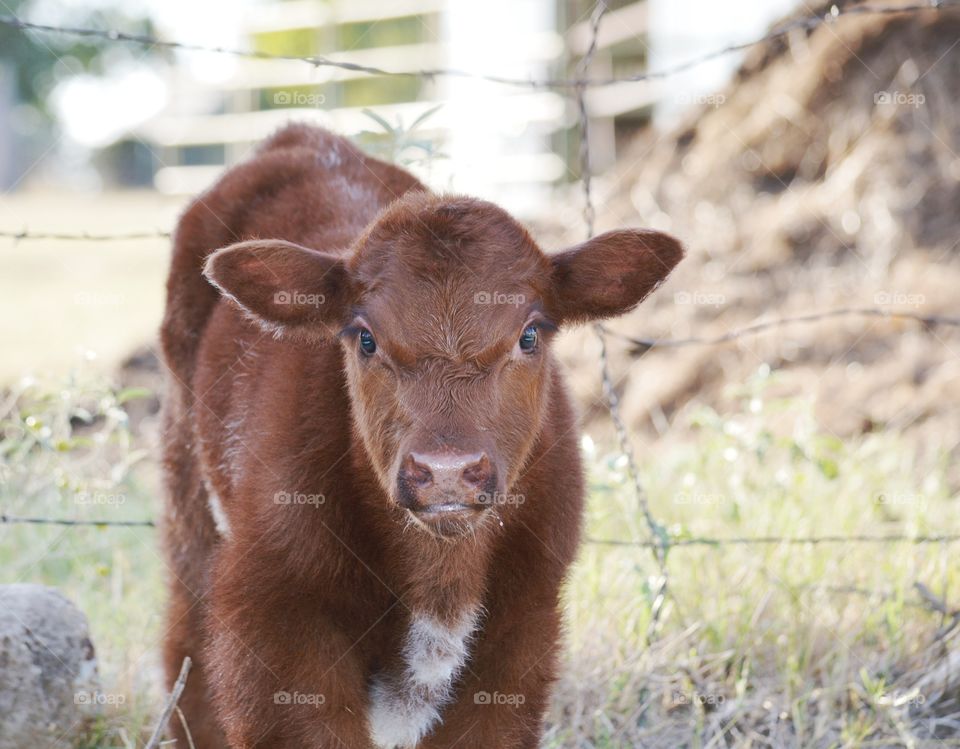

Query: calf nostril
left=401, top=454, right=433, bottom=487
left=461, top=454, right=492, bottom=488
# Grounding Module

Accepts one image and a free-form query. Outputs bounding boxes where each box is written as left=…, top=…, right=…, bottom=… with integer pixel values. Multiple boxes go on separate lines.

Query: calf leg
left=160, top=399, right=228, bottom=746
left=163, top=576, right=228, bottom=748
left=206, top=550, right=380, bottom=749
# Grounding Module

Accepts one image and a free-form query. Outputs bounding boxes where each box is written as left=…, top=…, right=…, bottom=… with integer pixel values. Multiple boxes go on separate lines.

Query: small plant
left=353, top=104, right=448, bottom=168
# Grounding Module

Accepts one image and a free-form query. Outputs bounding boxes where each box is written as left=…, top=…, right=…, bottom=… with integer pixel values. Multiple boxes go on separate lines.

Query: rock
left=0, top=584, right=101, bottom=749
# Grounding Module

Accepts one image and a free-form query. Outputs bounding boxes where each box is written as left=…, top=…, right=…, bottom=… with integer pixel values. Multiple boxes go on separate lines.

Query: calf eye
left=519, top=325, right=538, bottom=353
left=359, top=329, right=377, bottom=356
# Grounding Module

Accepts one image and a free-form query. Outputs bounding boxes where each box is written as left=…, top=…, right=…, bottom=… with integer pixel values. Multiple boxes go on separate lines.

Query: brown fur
left=159, top=123, right=682, bottom=748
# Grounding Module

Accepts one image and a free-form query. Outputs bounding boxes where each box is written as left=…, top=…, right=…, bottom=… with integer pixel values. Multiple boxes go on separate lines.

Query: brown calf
left=159, top=124, right=681, bottom=748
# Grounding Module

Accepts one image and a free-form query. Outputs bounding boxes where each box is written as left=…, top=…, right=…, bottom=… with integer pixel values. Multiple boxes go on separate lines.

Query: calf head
left=205, top=191, right=682, bottom=536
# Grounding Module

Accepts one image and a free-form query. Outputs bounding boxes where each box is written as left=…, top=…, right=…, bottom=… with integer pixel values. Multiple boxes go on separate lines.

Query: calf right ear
left=547, top=229, right=683, bottom=325
left=204, top=239, right=354, bottom=336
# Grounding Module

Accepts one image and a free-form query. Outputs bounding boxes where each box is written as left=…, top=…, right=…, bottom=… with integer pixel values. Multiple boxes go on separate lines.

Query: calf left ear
left=204, top=239, right=354, bottom=336
left=547, top=229, right=683, bottom=324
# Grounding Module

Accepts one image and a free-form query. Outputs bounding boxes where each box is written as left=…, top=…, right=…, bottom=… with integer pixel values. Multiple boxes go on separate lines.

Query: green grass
left=2, top=365, right=957, bottom=747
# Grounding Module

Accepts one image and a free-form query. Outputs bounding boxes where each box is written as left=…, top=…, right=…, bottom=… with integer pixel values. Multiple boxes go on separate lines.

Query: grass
left=1, top=364, right=957, bottom=747
left=549, top=366, right=959, bottom=747
left=0, top=367, right=165, bottom=746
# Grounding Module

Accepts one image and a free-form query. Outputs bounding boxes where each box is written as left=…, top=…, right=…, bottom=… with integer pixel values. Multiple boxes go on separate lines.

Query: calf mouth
left=405, top=504, right=491, bottom=538
left=415, top=501, right=485, bottom=516
left=397, top=491, right=495, bottom=537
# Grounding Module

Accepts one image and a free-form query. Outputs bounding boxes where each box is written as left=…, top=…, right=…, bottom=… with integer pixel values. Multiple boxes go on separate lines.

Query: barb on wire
left=0, top=514, right=155, bottom=528
left=0, top=229, right=171, bottom=242
left=605, top=307, right=960, bottom=355
left=0, top=1, right=954, bottom=90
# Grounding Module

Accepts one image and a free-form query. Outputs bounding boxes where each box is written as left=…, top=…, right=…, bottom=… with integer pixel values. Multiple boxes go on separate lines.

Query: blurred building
left=130, top=0, right=661, bottom=216
left=126, top=0, right=798, bottom=216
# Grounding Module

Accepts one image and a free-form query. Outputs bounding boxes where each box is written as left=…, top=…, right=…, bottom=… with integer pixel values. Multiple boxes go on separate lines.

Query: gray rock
left=0, top=584, right=101, bottom=749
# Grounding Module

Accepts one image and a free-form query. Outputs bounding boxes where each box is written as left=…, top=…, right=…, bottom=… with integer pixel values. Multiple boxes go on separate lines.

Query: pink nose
left=397, top=451, right=495, bottom=512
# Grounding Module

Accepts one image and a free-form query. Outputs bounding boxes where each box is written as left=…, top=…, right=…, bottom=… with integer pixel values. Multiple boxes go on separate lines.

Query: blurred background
left=1, top=0, right=959, bottom=747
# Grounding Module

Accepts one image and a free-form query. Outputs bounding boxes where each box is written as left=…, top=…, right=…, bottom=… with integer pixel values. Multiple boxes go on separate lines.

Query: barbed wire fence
left=0, top=0, right=954, bottom=88
left=2, top=2, right=959, bottom=633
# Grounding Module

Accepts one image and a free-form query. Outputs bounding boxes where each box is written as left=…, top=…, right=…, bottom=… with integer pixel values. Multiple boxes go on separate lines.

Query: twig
left=175, top=705, right=197, bottom=749
left=145, top=657, right=192, bottom=749
left=914, top=582, right=955, bottom=616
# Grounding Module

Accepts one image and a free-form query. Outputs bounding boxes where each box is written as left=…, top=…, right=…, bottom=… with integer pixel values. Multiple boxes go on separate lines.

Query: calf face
left=205, top=191, right=681, bottom=537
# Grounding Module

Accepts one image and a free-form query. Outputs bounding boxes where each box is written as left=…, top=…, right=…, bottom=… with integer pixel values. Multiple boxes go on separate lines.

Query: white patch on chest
left=368, top=606, right=480, bottom=749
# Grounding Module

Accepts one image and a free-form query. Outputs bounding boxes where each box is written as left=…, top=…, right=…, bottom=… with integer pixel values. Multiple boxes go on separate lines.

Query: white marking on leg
left=368, top=606, right=480, bottom=749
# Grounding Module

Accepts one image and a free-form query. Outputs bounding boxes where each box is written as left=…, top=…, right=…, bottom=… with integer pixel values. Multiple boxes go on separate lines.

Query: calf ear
left=548, top=229, right=683, bottom=324
left=204, top=239, right=353, bottom=335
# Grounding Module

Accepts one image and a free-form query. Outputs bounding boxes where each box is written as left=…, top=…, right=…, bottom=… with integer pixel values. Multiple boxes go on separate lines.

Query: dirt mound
left=554, top=0, right=960, bottom=466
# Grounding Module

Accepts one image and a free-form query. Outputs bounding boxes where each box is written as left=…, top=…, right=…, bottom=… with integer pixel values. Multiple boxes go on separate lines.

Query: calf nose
left=406, top=451, right=493, bottom=490
left=398, top=451, right=495, bottom=510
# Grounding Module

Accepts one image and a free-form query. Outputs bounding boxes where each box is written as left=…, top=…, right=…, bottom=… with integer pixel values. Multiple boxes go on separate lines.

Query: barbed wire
left=0, top=1, right=955, bottom=91
left=588, top=533, right=960, bottom=548
left=0, top=229, right=170, bottom=242
left=603, top=307, right=960, bottom=354
left=579, top=2, right=670, bottom=644
left=1, top=514, right=155, bottom=528
left=4, top=513, right=957, bottom=549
